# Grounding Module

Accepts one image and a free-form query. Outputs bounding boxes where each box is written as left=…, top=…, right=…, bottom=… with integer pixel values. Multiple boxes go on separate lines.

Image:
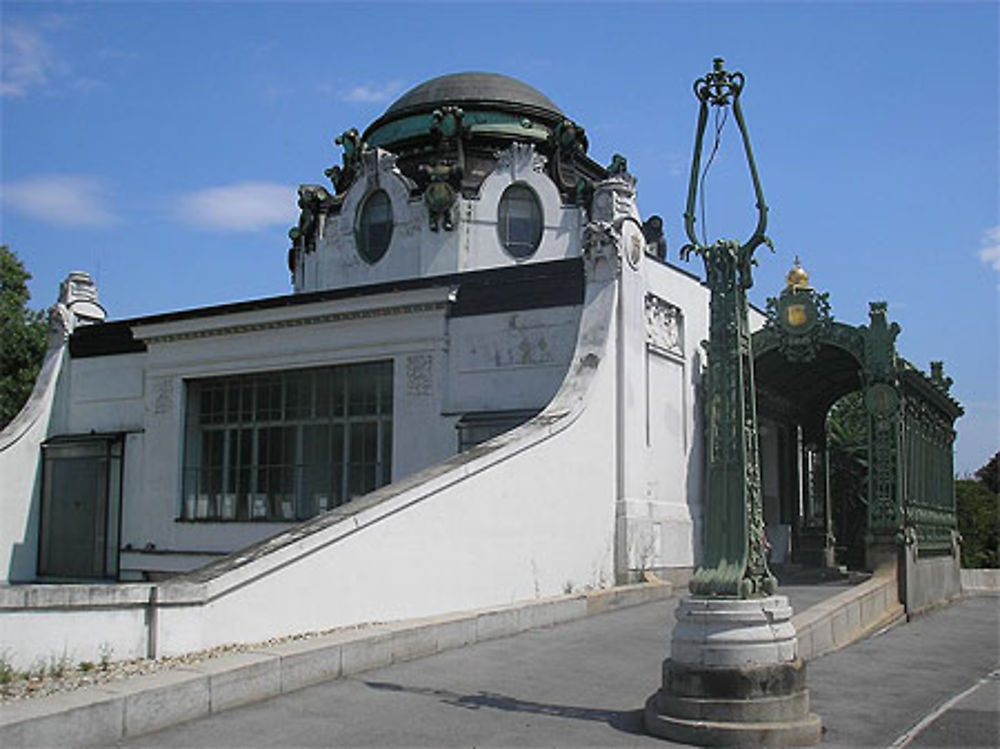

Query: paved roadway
left=119, top=593, right=998, bottom=748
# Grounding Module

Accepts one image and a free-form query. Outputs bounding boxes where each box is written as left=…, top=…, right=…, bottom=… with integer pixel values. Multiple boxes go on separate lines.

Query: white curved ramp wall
left=0, top=342, right=65, bottom=582
left=154, top=256, right=621, bottom=656
left=0, top=271, right=107, bottom=582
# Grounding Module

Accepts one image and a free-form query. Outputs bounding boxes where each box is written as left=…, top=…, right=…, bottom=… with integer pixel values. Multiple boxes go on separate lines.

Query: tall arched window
left=498, top=184, right=542, bottom=258
left=355, top=190, right=393, bottom=263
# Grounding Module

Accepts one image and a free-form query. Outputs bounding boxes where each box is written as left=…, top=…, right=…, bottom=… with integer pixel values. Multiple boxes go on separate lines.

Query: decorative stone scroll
left=645, top=295, right=683, bottom=357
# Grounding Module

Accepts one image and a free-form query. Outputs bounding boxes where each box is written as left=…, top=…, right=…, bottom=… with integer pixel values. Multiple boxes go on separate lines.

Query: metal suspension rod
left=680, top=57, right=771, bottom=264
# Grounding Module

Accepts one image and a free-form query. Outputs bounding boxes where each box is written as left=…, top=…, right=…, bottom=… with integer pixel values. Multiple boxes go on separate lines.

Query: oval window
left=498, top=184, right=542, bottom=258
left=355, top=190, right=393, bottom=263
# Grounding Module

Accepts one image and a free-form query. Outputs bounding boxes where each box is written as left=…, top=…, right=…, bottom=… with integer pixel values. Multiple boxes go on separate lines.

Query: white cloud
left=1, top=175, right=119, bottom=227
left=1, top=24, right=54, bottom=96
left=174, top=182, right=296, bottom=232
left=1, top=19, right=111, bottom=97
left=978, top=226, right=1000, bottom=271
left=342, top=80, right=403, bottom=104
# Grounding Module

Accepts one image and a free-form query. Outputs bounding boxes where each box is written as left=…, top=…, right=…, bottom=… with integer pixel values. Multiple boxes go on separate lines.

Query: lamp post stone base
left=644, top=596, right=822, bottom=747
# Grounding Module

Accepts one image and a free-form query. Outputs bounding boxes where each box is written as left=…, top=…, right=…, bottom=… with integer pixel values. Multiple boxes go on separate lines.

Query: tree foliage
left=827, top=391, right=868, bottom=568
left=958, top=451, right=1000, bottom=568
left=974, top=451, right=999, bottom=494
left=0, top=246, right=48, bottom=430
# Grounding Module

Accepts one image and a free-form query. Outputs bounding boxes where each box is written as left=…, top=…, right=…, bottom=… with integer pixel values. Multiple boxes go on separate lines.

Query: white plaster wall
left=618, top=256, right=710, bottom=577
left=11, top=281, right=586, bottom=580
left=108, top=285, right=581, bottom=576
left=462, top=144, right=580, bottom=272
left=0, top=585, right=151, bottom=669
left=306, top=152, right=424, bottom=290
left=164, top=398, right=616, bottom=653
left=66, top=354, right=146, bottom=434
left=298, top=145, right=581, bottom=294
left=393, top=349, right=457, bottom=480
left=444, top=306, right=580, bottom=414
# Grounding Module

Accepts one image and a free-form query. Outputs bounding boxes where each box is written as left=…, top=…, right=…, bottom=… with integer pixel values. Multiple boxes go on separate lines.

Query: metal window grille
left=182, top=361, right=393, bottom=522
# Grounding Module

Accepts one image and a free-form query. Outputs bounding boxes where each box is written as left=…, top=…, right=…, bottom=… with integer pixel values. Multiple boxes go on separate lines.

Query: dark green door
left=38, top=437, right=122, bottom=579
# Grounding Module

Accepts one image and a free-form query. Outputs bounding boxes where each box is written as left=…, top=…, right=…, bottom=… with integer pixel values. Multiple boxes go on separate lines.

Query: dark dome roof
left=383, top=72, right=563, bottom=120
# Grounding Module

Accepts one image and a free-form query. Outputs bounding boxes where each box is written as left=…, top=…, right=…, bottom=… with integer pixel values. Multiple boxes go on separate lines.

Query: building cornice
left=136, top=299, right=449, bottom=346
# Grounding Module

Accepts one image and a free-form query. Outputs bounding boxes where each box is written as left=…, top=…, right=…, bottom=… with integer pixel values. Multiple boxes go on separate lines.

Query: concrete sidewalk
left=107, top=593, right=997, bottom=748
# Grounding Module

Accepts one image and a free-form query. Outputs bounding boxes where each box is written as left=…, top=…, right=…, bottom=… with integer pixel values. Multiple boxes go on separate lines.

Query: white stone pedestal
left=644, top=595, right=822, bottom=747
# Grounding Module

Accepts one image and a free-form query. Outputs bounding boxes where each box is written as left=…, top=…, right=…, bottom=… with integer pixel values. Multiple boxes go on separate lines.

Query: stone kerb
left=0, top=581, right=672, bottom=748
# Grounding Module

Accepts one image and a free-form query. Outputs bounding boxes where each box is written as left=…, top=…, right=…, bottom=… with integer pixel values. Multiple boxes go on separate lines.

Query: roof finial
left=785, top=255, right=810, bottom=289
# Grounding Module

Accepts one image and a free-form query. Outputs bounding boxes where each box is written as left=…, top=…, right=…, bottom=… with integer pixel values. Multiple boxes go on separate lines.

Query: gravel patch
left=0, top=621, right=382, bottom=704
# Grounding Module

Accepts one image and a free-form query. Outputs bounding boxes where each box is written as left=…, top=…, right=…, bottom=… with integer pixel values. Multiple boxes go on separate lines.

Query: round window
left=498, top=184, right=542, bottom=258
left=355, top=190, right=393, bottom=263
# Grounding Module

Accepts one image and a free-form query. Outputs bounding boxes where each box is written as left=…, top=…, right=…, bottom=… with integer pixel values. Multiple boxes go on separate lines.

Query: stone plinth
left=644, top=596, right=821, bottom=747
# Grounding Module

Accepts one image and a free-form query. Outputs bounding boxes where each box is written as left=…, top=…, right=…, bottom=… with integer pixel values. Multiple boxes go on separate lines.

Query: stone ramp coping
left=961, top=568, right=1000, bottom=593
left=0, top=573, right=909, bottom=747
left=791, top=569, right=905, bottom=661
left=0, top=582, right=671, bottom=747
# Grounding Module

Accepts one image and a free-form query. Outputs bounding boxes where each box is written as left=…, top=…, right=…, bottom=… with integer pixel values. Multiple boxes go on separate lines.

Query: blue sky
left=1, top=1, right=996, bottom=473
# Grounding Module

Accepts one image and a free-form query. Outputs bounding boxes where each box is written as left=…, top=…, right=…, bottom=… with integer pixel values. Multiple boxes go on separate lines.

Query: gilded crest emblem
left=786, top=304, right=808, bottom=328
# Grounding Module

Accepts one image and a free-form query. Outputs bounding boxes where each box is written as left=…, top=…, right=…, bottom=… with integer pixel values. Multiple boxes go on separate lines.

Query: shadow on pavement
left=362, top=680, right=647, bottom=736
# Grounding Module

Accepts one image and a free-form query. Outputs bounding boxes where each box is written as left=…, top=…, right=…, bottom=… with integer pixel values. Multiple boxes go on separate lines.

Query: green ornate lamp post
left=680, top=58, right=776, bottom=600
left=644, top=59, right=821, bottom=746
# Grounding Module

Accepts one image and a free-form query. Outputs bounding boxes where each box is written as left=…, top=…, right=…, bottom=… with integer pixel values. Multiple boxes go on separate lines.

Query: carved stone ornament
left=495, top=142, right=547, bottom=178
left=47, top=303, right=72, bottom=341
left=582, top=221, right=621, bottom=280
left=589, top=175, right=636, bottom=224
left=626, top=232, right=643, bottom=270
left=645, top=295, right=683, bottom=357
left=49, top=270, right=106, bottom=340
left=405, top=354, right=433, bottom=396
left=151, top=377, right=174, bottom=415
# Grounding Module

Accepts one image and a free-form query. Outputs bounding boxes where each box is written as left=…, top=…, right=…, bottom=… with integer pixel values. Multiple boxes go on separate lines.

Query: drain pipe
left=145, top=585, right=158, bottom=660
left=614, top=256, right=626, bottom=584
